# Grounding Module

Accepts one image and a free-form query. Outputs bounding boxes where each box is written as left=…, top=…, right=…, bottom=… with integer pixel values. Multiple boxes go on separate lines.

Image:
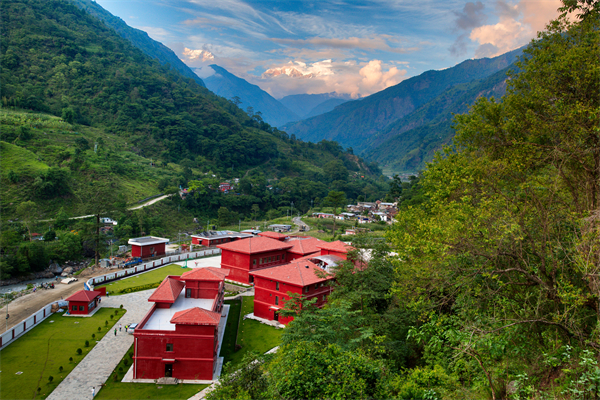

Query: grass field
left=98, top=264, right=195, bottom=295
left=95, top=344, right=208, bottom=399
left=0, top=308, right=122, bottom=399
left=226, top=296, right=283, bottom=368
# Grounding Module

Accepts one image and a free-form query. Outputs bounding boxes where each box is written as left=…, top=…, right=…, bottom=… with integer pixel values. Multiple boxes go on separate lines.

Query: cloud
left=467, top=0, right=562, bottom=57
left=134, top=26, right=173, bottom=42
left=453, top=1, right=487, bottom=30
left=182, top=48, right=215, bottom=62
left=257, top=59, right=406, bottom=98
left=271, top=36, right=419, bottom=54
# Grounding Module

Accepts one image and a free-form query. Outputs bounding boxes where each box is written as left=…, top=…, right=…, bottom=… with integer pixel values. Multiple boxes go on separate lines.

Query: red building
left=286, top=237, right=323, bottom=261
left=219, top=182, right=231, bottom=192
left=250, top=256, right=336, bottom=325
left=66, top=290, right=102, bottom=315
left=133, top=267, right=229, bottom=381
left=257, top=231, right=289, bottom=241
left=128, top=236, right=170, bottom=258
left=191, top=231, right=252, bottom=247
left=317, top=240, right=351, bottom=260
left=217, top=237, right=293, bottom=284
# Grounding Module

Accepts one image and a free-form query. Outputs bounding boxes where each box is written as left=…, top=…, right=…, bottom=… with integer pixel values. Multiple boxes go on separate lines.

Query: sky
left=95, top=0, right=563, bottom=99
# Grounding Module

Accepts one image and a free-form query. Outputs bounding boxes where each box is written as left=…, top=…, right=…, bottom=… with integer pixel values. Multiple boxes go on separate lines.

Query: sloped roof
left=217, top=236, right=293, bottom=254
left=258, top=231, right=289, bottom=240
left=66, top=290, right=102, bottom=302
left=287, top=237, right=324, bottom=256
left=317, top=240, right=352, bottom=253
left=181, top=267, right=230, bottom=281
left=250, top=260, right=333, bottom=287
left=148, top=277, right=185, bottom=303
left=170, top=307, right=221, bottom=326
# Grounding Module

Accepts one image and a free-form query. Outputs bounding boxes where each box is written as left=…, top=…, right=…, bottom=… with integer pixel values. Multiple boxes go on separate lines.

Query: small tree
left=37, top=387, right=41, bottom=394
left=98, top=327, right=101, bottom=332
left=110, top=315, right=113, bottom=320
left=105, top=320, right=108, bottom=327
left=119, top=304, right=123, bottom=309
left=59, top=366, right=63, bottom=372
left=92, top=333, right=95, bottom=339
left=48, top=376, right=54, bottom=383
left=69, top=357, right=73, bottom=363
left=84, top=340, right=89, bottom=347
left=76, top=348, right=82, bottom=355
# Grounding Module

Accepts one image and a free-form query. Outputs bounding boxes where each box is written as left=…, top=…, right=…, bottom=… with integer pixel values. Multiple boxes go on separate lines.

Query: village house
left=132, top=268, right=229, bottom=381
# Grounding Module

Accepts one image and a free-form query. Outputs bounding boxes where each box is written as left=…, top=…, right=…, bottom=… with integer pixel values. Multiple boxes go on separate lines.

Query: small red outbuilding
left=66, top=290, right=103, bottom=315
left=128, top=236, right=170, bottom=258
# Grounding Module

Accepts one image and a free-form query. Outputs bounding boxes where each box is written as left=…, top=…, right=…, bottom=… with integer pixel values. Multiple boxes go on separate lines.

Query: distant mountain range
left=283, top=48, right=524, bottom=172
left=279, top=92, right=354, bottom=120
left=71, top=0, right=205, bottom=87
left=203, top=65, right=299, bottom=127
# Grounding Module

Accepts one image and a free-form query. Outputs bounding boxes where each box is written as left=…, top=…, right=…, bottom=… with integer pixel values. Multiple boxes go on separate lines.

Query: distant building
left=258, top=231, right=289, bottom=241
left=133, top=268, right=229, bottom=381
left=267, top=224, right=291, bottom=232
left=219, top=183, right=231, bottom=192
left=128, top=236, right=170, bottom=258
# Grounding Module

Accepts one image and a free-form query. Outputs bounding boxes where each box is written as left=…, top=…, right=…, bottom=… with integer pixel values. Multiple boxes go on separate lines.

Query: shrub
left=113, top=374, right=119, bottom=382
left=48, top=376, right=54, bottom=383
left=129, top=352, right=134, bottom=359
left=76, top=348, right=82, bottom=355
left=105, top=320, right=108, bottom=327
left=59, top=366, right=63, bottom=372
left=92, top=333, right=95, bottom=339
left=37, top=387, right=41, bottom=394
left=120, top=304, right=123, bottom=309
left=119, top=367, right=123, bottom=373
left=110, top=315, right=114, bottom=320
left=123, top=359, right=128, bottom=366
left=84, top=340, right=89, bottom=347
left=69, top=357, right=73, bottom=362
left=98, top=327, right=101, bottom=332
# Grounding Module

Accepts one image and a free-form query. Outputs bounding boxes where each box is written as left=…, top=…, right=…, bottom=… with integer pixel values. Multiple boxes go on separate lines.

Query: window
left=315, top=284, right=319, bottom=290
left=282, top=254, right=285, bottom=260
left=276, top=282, right=279, bottom=291
left=166, top=343, right=173, bottom=352
left=253, top=259, right=256, bottom=266
left=275, top=296, right=279, bottom=305
left=276, top=255, right=280, bottom=261
left=79, top=306, right=84, bottom=311
left=303, top=287, right=309, bottom=294
left=186, top=289, right=191, bottom=298
left=72, top=305, right=77, bottom=311
left=323, top=295, right=327, bottom=302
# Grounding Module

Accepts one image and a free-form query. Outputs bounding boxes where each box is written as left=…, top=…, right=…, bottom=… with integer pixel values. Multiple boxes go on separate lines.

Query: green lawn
left=0, top=308, right=123, bottom=399
left=224, top=296, right=283, bottom=368
left=98, top=263, right=198, bottom=295
left=95, top=344, right=208, bottom=400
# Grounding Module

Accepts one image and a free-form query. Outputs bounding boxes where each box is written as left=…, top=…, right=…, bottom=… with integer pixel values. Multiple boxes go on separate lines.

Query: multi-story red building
left=191, top=231, right=252, bottom=247
left=286, top=237, right=323, bottom=261
left=250, top=256, right=337, bottom=325
left=217, top=237, right=293, bottom=284
left=317, top=241, right=351, bottom=259
left=128, top=236, right=170, bottom=258
left=133, top=267, right=229, bottom=381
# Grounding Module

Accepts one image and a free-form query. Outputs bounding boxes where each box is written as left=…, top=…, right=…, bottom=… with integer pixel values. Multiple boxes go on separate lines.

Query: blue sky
left=96, top=0, right=561, bottom=98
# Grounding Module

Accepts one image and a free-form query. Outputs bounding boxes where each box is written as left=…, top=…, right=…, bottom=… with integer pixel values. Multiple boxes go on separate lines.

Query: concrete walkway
left=47, top=290, right=153, bottom=400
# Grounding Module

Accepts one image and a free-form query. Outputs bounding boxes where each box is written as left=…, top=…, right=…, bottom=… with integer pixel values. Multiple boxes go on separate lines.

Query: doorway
left=165, top=364, right=173, bottom=377
left=274, top=311, right=279, bottom=322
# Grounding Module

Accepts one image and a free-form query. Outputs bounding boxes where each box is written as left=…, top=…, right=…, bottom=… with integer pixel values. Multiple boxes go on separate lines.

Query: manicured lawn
left=0, top=308, right=123, bottom=399
left=98, top=264, right=193, bottom=295
left=219, top=299, right=242, bottom=364
left=95, top=344, right=208, bottom=400
left=223, top=296, right=283, bottom=368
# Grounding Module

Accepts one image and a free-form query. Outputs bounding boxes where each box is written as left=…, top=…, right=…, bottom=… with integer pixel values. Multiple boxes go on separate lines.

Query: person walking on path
left=119, top=323, right=122, bottom=332
left=92, top=387, right=95, bottom=397
left=114, top=328, right=117, bottom=336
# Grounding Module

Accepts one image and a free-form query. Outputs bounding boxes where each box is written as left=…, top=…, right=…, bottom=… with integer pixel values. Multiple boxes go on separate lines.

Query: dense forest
left=207, top=4, right=600, bottom=399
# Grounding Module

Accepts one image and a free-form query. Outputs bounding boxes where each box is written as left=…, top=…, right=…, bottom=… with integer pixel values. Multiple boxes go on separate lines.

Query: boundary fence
left=0, top=249, right=221, bottom=350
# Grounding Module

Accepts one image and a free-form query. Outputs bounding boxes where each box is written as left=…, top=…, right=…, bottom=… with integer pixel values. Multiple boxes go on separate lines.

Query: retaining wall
left=0, top=302, right=54, bottom=349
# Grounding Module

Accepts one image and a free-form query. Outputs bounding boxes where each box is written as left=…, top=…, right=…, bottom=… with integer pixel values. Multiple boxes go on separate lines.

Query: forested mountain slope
left=364, top=66, right=512, bottom=171
left=203, top=65, right=299, bottom=127
left=279, top=92, right=353, bottom=120
left=283, top=48, right=522, bottom=162
left=70, top=0, right=206, bottom=87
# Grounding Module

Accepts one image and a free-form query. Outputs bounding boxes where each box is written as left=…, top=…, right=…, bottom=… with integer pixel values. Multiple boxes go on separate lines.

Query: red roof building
left=66, top=290, right=103, bottom=315
left=191, top=231, right=252, bottom=247
left=128, top=236, right=170, bottom=258
left=286, top=237, right=323, bottom=261
left=250, top=257, right=336, bottom=325
left=316, top=240, right=352, bottom=260
left=257, top=231, right=289, bottom=241
left=217, top=237, right=293, bottom=284
left=133, top=268, right=229, bottom=381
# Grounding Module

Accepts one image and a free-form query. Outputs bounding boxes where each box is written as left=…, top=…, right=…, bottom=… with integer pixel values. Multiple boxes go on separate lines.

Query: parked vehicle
left=123, top=257, right=142, bottom=268
left=61, top=277, right=78, bottom=284
left=127, top=323, right=138, bottom=334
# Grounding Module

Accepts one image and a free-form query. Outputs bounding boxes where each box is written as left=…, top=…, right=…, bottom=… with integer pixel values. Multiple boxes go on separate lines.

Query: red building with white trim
left=250, top=256, right=337, bottom=325
left=286, top=237, right=323, bottom=261
left=66, top=290, right=102, bottom=315
left=128, top=236, right=170, bottom=258
left=133, top=267, right=229, bottom=381
left=217, top=237, right=293, bottom=284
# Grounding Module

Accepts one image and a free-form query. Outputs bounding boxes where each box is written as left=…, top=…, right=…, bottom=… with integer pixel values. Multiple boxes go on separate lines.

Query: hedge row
left=120, top=281, right=162, bottom=294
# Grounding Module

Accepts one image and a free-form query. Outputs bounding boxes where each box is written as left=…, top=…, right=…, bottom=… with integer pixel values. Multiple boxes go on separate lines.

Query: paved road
left=46, top=291, right=153, bottom=400
left=292, top=216, right=310, bottom=233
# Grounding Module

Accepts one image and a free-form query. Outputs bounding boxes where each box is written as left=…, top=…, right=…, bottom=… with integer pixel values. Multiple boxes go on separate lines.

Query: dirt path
left=0, top=270, right=109, bottom=333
